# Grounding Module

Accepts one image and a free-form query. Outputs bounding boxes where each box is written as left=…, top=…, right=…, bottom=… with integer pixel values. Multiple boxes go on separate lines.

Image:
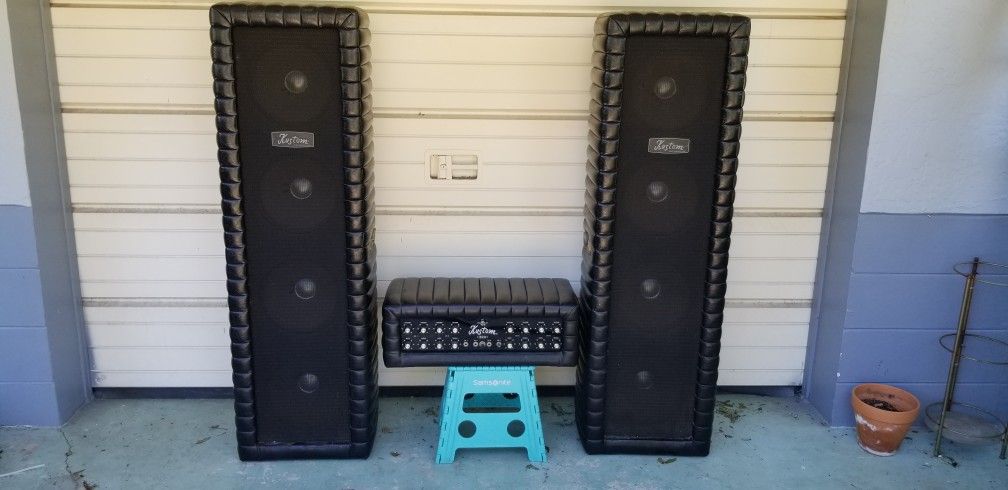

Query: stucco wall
left=0, top=1, right=30, bottom=206
left=861, top=0, right=1008, bottom=214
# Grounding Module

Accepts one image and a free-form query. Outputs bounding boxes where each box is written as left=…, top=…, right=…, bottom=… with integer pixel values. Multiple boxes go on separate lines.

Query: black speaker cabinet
left=575, top=13, right=750, bottom=456
left=211, top=4, right=378, bottom=460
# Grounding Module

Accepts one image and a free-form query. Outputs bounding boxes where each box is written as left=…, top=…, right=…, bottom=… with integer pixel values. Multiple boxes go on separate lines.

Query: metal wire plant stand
left=929, top=258, right=1008, bottom=463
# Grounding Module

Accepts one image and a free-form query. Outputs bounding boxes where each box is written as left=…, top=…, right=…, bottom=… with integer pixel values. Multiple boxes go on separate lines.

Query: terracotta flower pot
left=851, top=384, right=920, bottom=456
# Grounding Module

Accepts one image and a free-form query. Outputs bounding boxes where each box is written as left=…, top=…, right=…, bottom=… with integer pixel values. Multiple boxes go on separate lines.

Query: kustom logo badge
left=271, top=131, right=314, bottom=148
left=469, top=325, right=498, bottom=337
left=648, top=137, right=690, bottom=155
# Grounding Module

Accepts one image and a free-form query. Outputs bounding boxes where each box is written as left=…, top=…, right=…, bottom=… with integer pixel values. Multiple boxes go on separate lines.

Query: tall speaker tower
left=211, top=4, right=378, bottom=460
left=576, top=13, right=750, bottom=456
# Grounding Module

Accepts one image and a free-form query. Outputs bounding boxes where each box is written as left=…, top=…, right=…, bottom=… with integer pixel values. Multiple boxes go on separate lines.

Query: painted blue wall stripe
left=0, top=269, right=45, bottom=327
left=0, top=326, right=54, bottom=382
left=838, top=328, right=1007, bottom=384
left=0, top=205, right=37, bottom=268
left=853, top=213, right=1008, bottom=274
left=845, top=273, right=1008, bottom=330
left=0, top=381, right=60, bottom=426
left=829, top=213, right=1008, bottom=425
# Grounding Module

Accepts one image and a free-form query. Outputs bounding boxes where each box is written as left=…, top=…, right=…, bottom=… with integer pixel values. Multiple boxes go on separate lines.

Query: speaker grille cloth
left=232, top=26, right=350, bottom=445
left=604, top=35, right=728, bottom=440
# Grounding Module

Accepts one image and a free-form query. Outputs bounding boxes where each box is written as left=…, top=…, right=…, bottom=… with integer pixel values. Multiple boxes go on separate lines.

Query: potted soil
left=851, top=383, right=920, bottom=456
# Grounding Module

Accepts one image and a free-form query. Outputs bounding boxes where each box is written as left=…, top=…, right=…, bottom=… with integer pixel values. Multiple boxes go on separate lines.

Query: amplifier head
left=382, top=278, right=579, bottom=367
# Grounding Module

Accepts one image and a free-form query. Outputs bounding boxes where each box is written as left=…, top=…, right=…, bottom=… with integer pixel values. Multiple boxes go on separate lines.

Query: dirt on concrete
left=716, top=400, right=748, bottom=424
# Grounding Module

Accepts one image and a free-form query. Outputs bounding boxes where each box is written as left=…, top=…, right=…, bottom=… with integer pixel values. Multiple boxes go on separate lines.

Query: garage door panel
left=52, top=1, right=844, bottom=387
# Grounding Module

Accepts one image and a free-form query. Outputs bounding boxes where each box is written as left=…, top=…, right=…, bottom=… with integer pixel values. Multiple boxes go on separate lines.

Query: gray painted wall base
left=0, top=381, right=62, bottom=425
left=0, top=204, right=59, bottom=426
left=824, top=213, right=1008, bottom=424
left=805, top=0, right=887, bottom=425
left=1, top=1, right=90, bottom=426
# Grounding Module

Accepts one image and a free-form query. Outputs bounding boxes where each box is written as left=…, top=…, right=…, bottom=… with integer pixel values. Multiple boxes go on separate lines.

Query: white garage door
left=51, top=0, right=845, bottom=387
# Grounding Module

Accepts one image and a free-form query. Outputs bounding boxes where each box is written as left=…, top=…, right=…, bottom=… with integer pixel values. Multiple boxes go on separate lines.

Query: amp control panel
left=399, top=318, right=564, bottom=353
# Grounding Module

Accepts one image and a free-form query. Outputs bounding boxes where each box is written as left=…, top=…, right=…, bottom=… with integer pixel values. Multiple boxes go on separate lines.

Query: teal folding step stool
left=436, top=366, right=547, bottom=464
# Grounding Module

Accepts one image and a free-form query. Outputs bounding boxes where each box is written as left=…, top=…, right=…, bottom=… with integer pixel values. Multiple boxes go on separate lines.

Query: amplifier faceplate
left=399, top=318, right=564, bottom=353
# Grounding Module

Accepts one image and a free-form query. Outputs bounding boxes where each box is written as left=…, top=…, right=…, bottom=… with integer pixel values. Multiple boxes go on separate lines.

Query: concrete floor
left=1, top=394, right=1005, bottom=489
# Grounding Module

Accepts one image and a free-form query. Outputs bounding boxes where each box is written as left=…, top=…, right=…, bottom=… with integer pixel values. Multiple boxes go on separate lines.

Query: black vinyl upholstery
left=382, top=278, right=579, bottom=367
left=211, top=3, right=378, bottom=461
left=575, top=12, right=749, bottom=456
